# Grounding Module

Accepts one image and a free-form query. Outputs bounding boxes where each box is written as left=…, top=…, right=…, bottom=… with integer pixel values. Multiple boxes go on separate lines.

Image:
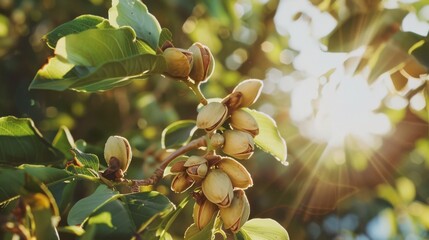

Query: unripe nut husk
left=163, top=48, right=193, bottom=78
left=210, top=133, right=225, bottom=148
left=220, top=189, right=250, bottom=233
left=196, top=102, right=228, bottom=132
left=232, top=79, right=263, bottom=108
left=104, top=136, right=132, bottom=172
left=230, top=109, right=259, bottom=137
left=202, top=169, right=234, bottom=208
left=217, top=157, right=253, bottom=189
left=188, top=42, right=215, bottom=83
left=222, top=130, right=255, bottom=160
left=193, top=198, right=219, bottom=230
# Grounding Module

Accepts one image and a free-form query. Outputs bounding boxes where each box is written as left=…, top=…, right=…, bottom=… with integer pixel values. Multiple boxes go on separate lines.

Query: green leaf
left=71, top=148, right=99, bottom=172
left=327, top=9, right=407, bottom=52
left=54, top=27, right=144, bottom=67
left=43, top=14, right=111, bottom=49
left=109, top=0, right=161, bottom=49
left=0, top=165, right=71, bottom=205
left=52, top=126, right=75, bottom=160
left=184, top=214, right=218, bottom=240
left=30, top=53, right=166, bottom=92
left=161, top=120, right=197, bottom=149
left=237, top=218, right=289, bottom=240
left=158, top=28, right=173, bottom=48
left=84, top=191, right=174, bottom=239
left=244, top=109, right=288, bottom=165
left=0, top=116, right=65, bottom=166
left=67, top=185, right=118, bottom=225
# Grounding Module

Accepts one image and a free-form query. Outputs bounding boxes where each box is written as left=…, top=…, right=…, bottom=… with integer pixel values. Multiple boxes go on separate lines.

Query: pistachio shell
left=202, top=169, right=234, bottom=208
left=196, top=102, right=228, bottom=132
left=230, top=109, right=259, bottom=137
left=232, top=79, right=263, bottom=108
left=104, top=136, right=132, bottom=172
left=193, top=198, right=219, bottom=230
left=222, top=130, right=255, bottom=160
left=184, top=156, right=207, bottom=167
left=186, top=163, right=208, bottom=181
left=210, top=133, right=225, bottom=148
left=219, top=189, right=250, bottom=233
left=217, top=157, right=253, bottom=189
left=163, top=47, right=193, bottom=78
left=171, top=172, right=194, bottom=193
left=170, top=160, right=186, bottom=174
left=188, top=42, right=215, bottom=83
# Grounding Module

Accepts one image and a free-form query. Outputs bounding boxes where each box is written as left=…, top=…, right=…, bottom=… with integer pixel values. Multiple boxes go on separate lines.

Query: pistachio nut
left=222, top=130, right=255, bottom=160
left=163, top=47, right=193, bottom=78
left=196, top=102, right=228, bottom=132
left=232, top=79, right=263, bottom=108
left=217, top=157, right=253, bottom=189
left=219, top=189, right=250, bottom=233
left=188, top=42, right=215, bottom=83
left=104, top=135, right=132, bottom=172
left=193, top=198, right=219, bottom=230
left=202, top=169, right=234, bottom=208
left=185, top=156, right=208, bottom=181
left=171, top=172, right=194, bottom=193
left=210, top=133, right=225, bottom=148
left=230, top=109, right=259, bottom=137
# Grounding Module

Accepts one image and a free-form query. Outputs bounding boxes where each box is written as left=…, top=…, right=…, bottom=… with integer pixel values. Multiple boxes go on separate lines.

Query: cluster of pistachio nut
left=162, top=42, right=215, bottom=84
left=196, top=79, right=263, bottom=159
left=102, top=135, right=132, bottom=181
left=170, top=155, right=252, bottom=233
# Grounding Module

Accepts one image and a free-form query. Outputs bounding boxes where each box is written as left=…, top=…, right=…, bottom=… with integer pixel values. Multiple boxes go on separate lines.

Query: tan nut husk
left=232, top=79, right=263, bottom=108
left=188, top=42, right=215, bottom=83
left=196, top=102, right=228, bottom=132
left=202, top=169, right=234, bottom=208
left=104, top=135, right=132, bottom=172
left=184, top=156, right=207, bottom=167
left=220, top=189, right=250, bottom=233
left=193, top=198, right=219, bottom=230
left=210, top=133, right=225, bottom=148
left=171, top=172, right=194, bottom=193
left=217, top=157, right=253, bottom=189
left=163, top=47, right=193, bottom=78
left=230, top=109, right=259, bottom=137
left=186, top=163, right=208, bottom=181
left=170, top=160, right=187, bottom=174
left=222, top=130, right=255, bottom=160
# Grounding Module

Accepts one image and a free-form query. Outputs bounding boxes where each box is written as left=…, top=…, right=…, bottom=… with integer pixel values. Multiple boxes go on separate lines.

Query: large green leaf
left=327, top=9, right=407, bottom=52
left=0, top=116, right=64, bottom=166
left=66, top=149, right=100, bottom=177
left=109, top=0, right=161, bottom=49
left=236, top=218, right=289, bottom=240
left=244, top=109, right=288, bottom=165
left=158, top=28, right=173, bottom=48
left=161, top=120, right=197, bottom=148
left=0, top=165, right=71, bottom=205
left=30, top=53, right=166, bottom=92
left=43, top=14, right=111, bottom=49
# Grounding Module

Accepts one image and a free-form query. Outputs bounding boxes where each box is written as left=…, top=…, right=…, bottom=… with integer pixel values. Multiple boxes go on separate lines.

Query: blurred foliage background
left=1, top=0, right=429, bottom=239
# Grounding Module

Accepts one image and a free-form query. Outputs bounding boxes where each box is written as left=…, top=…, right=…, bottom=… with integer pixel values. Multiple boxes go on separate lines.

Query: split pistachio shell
left=193, top=198, right=219, bottom=230
left=219, top=189, right=250, bottom=233
left=232, top=79, right=263, bottom=108
left=196, top=102, right=228, bottom=132
left=104, top=136, right=132, bottom=172
left=171, top=172, right=194, bottom=193
left=184, top=156, right=207, bottom=167
left=188, top=42, right=215, bottom=83
left=222, top=130, right=255, bottom=160
left=186, top=163, right=208, bottom=181
left=210, top=133, right=225, bottom=148
left=202, top=169, right=234, bottom=208
left=217, top=157, right=253, bottom=189
left=230, top=109, right=259, bottom=137
left=163, top=47, right=193, bottom=78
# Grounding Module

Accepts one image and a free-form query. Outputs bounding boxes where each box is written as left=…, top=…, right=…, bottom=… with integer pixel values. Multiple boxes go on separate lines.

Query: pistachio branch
left=184, top=79, right=208, bottom=105
left=131, top=136, right=207, bottom=190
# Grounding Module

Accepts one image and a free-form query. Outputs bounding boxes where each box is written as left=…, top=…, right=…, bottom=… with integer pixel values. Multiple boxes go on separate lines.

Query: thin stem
left=131, top=136, right=207, bottom=190
left=184, top=79, right=208, bottom=105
